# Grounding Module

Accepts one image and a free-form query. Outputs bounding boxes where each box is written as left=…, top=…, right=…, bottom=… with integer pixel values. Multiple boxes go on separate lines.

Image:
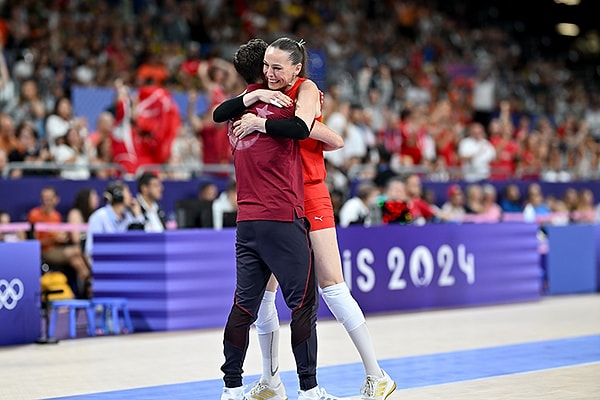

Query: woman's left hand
left=232, top=113, right=264, bottom=139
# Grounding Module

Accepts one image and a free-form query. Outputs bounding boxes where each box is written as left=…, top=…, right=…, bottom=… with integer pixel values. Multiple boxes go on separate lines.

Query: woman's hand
left=250, top=89, right=293, bottom=108
left=232, top=113, right=266, bottom=139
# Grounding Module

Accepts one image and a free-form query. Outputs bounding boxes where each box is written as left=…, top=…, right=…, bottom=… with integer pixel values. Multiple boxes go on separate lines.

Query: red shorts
left=304, top=182, right=335, bottom=231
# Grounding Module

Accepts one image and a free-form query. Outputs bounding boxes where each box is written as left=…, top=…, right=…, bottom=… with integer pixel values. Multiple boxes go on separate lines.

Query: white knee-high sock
left=255, top=290, right=281, bottom=386
left=322, top=282, right=382, bottom=377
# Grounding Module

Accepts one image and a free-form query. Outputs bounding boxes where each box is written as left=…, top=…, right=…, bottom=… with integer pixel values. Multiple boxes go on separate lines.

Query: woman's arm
left=213, top=89, right=292, bottom=122
left=310, top=121, right=344, bottom=151
left=294, top=80, right=320, bottom=130
left=67, top=208, right=83, bottom=246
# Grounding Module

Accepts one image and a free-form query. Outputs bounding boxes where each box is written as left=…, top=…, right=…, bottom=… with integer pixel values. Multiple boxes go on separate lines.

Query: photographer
left=85, top=181, right=146, bottom=259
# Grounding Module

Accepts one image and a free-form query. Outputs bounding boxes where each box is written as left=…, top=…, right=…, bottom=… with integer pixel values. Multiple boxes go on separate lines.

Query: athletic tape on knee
left=322, top=282, right=365, bottom=332
left=255, top=290, right=280, bottom=334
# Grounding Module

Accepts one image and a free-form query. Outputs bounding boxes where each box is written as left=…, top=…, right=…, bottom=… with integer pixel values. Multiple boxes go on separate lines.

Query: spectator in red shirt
left=489, top=117, right=519, bottom=180
left=187, top=90, right=231, bottom=168
left=403, top=173, right=436, bottom=224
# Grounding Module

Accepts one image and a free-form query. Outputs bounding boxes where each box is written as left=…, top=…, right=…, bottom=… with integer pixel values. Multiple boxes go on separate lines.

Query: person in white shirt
left=338, top=181, right=379, bottom=227
left=136, top=172, right=166, bottom=232
left=45, top=96, right=87, bottom=154
left=212, top=180, right=237, bottom=230
left=85, top=181, right=145, bottom=258
left=458, top=122, right=496, bottom=182
left=53, top=127, right=91, bottom=180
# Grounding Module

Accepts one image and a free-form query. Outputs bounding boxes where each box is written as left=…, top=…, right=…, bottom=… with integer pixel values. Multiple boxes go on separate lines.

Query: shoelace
left=360, top=376, right=377, bottom=397
left=249, top=382, right=268, bottom=395
left=316, top=387, right=338, bottom=400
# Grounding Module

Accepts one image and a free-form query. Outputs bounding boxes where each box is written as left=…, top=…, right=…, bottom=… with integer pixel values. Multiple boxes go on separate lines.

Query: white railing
left=2, top=162, right=128, bottom=179
left=133, top=163, right=235, bottom=179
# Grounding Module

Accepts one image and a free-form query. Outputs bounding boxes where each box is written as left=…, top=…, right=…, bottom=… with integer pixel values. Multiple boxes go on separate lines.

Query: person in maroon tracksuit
left=218, top=39, right=335, bottom=400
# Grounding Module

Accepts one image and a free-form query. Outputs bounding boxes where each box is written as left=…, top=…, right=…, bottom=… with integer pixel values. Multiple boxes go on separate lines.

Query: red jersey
left=232, top=84, right=304, bottom=222
left=285, top=78, right=326, bottom=186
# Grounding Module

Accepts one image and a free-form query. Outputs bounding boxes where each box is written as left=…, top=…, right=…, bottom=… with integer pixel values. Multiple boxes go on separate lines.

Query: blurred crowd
left=0, top=0, right=600, bottom=216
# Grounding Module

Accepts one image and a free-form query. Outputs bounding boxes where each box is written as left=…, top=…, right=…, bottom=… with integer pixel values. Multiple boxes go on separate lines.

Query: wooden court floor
left=1, top=293, right=599, bottom=400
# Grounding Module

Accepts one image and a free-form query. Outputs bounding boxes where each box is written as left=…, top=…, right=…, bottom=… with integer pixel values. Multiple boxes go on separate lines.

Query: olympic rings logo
left=0, top=279, right=24, bottom=311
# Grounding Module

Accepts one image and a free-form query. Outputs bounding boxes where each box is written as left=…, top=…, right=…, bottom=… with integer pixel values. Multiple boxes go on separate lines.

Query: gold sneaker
left=360, top=369, right=397, bottom=399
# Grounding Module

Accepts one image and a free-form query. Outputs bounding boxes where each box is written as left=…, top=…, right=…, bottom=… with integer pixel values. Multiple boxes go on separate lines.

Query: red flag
left=135, top=85, right=181, bottom=165
left=112, top=95, right=138, bottom=175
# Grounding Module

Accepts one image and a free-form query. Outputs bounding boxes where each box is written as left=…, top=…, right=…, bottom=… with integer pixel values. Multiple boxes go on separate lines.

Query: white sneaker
left=221, top=386, right=248, bottom=400
left=297, top=386, right=343, bottom=400
left=360, top=369, right=397, bottom=399
left=247, top=381, right=287, bottom=399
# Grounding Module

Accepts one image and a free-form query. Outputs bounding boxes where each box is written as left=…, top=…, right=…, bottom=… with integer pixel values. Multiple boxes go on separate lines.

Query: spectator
left=377, top=176, right=412, bottom=225
left=440, top=184, right=466, bottom=223
left=197, top=58, right=240, bottom=110
left=323, top=100, right=350, bottom=169
left=187, top=90, right=231, bottom=168
left=53, top=127, right=92, bottom=180
left=562, top=187, right=579, bottom=213
left=136, top=51, right=170, bottom=87
left=7, top=121, right=53, bottom=177
left=95, top=136, right=119, bottom=179
left=480, top=183, right=503, bottom=222
left=0, top=148, right=6, bottom=177
left=471, top=68, right=497, bottom=129
left=211, top=179, right=237, bottom=230
left=45, top=97, right=87, bottom=153
left=87, top=111, right=115, bottom=149
left=488, top=117, right=518, bottom=180
left=398, top=108, right=425, bottom=167
left=198, top=181, right=218, bottom=202
left=0, top=209, right=25, bottom=241
left=372, top=146, right=398, bottom=190
left=66, top=188, right=99, bottom=252
left=522, top=183, right=551, bottom=223
left=464, top=184, right=484, bottom=215
left=27, top=186, right=91, bottom=298
left=176, top=41, right=204, bottom=89
left=571, top=188, right=596, bottom=223
left=342, top=103, right=373, bottom=177
left=338, top=181, right=379, bottom=227
left=499, top=183, right=523, bottom=213
left=0, top=45, right=15, bottom=112
left=4, top=78, right=47, bottom=134
left=167, top=124, right=201, bottom=180
left=458, top=122, right=496, bottom=182
left=136, top=172, right=166, bottom=232
left=0, top=112, right=16, bottom=154
left=403, top=173, right=436, bottom=224
left=86, top=181, right=146, bottom=258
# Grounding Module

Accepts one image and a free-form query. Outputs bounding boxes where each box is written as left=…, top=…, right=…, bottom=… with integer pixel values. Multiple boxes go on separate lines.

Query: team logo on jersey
left=229, top=105, right=276, bottom=151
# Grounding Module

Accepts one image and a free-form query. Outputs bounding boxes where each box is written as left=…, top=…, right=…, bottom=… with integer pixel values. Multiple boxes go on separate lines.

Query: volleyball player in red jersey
left=217, top=38, right=396, bottom=400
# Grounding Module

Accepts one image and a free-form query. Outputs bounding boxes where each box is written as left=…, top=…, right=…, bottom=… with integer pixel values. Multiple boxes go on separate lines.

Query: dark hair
left=15, top=122, right=39, bottom=140
left=356, top=182, right=377, bottom=201
left=226, top=179, right=237, bottom=193
left=233, top=38, right=269, bottom=84
left=137, top=172, right=159, bottom=192
left=104, top=181, right=125, bottom=204
left=269, top=37, right=308, bottom=78
left=72, top=188, right=96, bottom=222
